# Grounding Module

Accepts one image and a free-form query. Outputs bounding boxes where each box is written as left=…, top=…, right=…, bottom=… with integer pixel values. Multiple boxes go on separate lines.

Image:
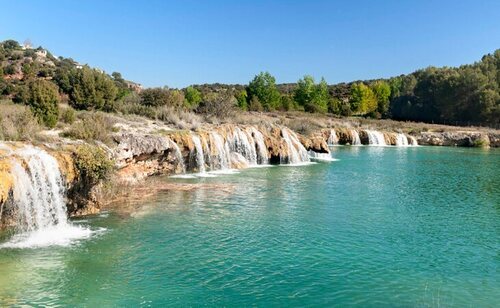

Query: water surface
left=0, top=146, right=499, bottom=306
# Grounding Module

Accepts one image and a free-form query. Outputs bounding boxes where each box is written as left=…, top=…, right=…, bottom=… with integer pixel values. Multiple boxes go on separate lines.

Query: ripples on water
left=0, top=146, right=499, bottom=306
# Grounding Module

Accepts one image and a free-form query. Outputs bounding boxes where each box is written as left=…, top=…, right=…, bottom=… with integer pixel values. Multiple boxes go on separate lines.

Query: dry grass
left=0, top=102, right=41, bottom=141
left=61, top=111, right=118, bottom=145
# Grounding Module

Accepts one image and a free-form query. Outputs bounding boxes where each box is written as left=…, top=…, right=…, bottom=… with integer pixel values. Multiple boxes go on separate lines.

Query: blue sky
left=1, top=0, right=499, bottom=88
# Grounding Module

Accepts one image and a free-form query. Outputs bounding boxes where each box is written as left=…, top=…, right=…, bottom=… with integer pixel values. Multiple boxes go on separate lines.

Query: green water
left=1, top=146, right=499, bottom=306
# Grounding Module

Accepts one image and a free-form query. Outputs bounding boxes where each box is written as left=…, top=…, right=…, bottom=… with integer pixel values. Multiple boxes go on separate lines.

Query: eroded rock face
left=417, top=132, right=492, bottom=147
left=113, top=133, right=182, bottom=183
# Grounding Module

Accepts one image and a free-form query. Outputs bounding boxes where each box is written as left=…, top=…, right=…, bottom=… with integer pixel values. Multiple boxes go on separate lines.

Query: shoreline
left=1, top=115, right=499, bottom=230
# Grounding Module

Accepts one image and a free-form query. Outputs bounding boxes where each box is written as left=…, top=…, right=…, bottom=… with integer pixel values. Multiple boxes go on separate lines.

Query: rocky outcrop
left=113, top=133, right=183, bottom=182
left=417, top=131, right=497, bottom=147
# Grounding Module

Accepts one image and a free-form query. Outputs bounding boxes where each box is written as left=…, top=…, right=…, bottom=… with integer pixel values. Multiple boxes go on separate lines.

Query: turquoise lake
left=0, top=146, right=499, bottom=306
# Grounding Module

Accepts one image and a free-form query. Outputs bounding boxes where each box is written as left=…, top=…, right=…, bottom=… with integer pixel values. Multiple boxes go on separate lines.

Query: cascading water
left=327, top=129, right=338, bottom=145
left=228, top=127, right=257, bottom=165
left=395, top=133, right=409, bottom=146
left=409, top=136, right=418, bottom=146
left=281, top=128, right=309, bottom=164
left=209, top=132, right=232, bottom=170
left=190, top=135, right=206, bottom=173
left=365, top=130, right=387, bottom=146
left=169, top=139, right=186, bottom=173
left=1, top=145, right=93, bottom=249
left=248, top=127, right=269, bottom=165
left=351, top=130, right=361, bottom=145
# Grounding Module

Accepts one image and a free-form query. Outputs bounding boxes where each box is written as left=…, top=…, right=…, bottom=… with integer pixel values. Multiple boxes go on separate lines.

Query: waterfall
left=209, top=132, right=232, bottom=170
left=281, top=128, right=309, bottom=164
left=1, top=145, right=93, bottom=249
left=10, top=147, right=67, bottom=232
left=395, top=133, right=409, bottom=146
left=365, top=130, right=387, bottom=146
left=351, top=129, right=361, bottom=145
left=228, top=127, right=257, bottom=165
left=327, top=129, right=338, bottom=145
left=190, top=135, right=206, bottom=173
left=169, top=139, right=186, bottom=173
left=409, top=136, right=418, bottom=146
left=248, top=127, right=269, bottom=165
left=308, top=150, right=337, bottom=162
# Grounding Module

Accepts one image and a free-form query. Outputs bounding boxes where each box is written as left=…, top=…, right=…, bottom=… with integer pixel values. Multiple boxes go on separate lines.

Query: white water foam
left=248, top=127, right=269, bottom=165
left=327, top=129, right=338, bottom=146
left=190, top=135, right=206, bottom=173
left=1, top=145, right=98, bottom=249
left=351, top=130, right=362, bottom=145
left=308, top=150, right=339, bottom=162
left=409, top=136, right=419, bottom=146
left=395, top=133, right=409, bottom=146
left=365, top=130, right=387, bottom=146
left=281, top=128, right=310, bottom=164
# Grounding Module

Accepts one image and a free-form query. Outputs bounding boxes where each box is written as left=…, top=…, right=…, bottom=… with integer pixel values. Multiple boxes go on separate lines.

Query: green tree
left=68, top=66, right=117, bottom=110
left=247, top=72, right=281, bottom=111
left=349, top=83, right=377, bottom=115
left=294, top=76, right=329, bottom=113
left=184, top=86, right=202, bottom=109
left=2, top=40, right=20, bottom=50
left=15, top=80, right=60, bottom=127
left=235, top=89, right=248, bottom=111
left=370, top=80, right=391, bottom=115
left=140, top=88, right=168, bottom=106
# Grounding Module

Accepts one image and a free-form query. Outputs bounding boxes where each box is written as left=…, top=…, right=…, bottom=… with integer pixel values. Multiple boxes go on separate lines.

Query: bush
left=0, top=103, right=40, bottom=141
left=248, top=96, right=263, bottom=112
left=4, top=64, right=17, bottom=75
left=14, top=80, right=60, bottom=128
left=197, top=91, right=236, bottom=119
left=155, top=105, right=200, bottom=129
left=139, top=88, right=184, bottom=107
left=184, top=86, right=202, bottom=109
left=59, top=106, right=76, bottom=124
left=62, top=112, right=117, bottom=144
left=74, top=144, right=114, bottom=185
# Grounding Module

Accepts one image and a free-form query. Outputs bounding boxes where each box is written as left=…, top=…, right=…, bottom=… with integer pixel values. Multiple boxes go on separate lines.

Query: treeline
left=1, top=39, right=498, bottom=129
left=388, top=51, right=499, bottom=124
left=189, top=50, right=500, bottom=125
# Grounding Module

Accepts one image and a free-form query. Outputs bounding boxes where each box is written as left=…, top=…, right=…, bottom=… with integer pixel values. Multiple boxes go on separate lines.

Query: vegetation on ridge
left=0, top=38, right=498, bottom=143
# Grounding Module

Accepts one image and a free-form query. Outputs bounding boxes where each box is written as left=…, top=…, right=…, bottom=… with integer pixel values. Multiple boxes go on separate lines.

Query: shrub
left=0, top=103, right=40, bottom=141
left=14, top=80, right=60, bottom=128
left=155, top=105, right=200, bottom=129
left=184, top=86, right=202, bottom=109
left=74, top=144, right=114, bottom=185
left=59, top=106, right=76, bottom=124
left=62, top=112, right=117, bottom=144
left=140, top=88, right=184, bottom=108
left=197, top=91, right=236, bottom=119
left=4, top=64, right=17, bottom=75
left=248, top=96, right=264, bottom=112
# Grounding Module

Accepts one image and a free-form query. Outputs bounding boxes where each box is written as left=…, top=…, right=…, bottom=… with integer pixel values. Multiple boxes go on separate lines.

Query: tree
left=140, top=88, right=168, bottom=107
left=2, top=40, right=20, bottom=50
left=184, top=86, right=202, bottom=109
left=235, top=89, right=248, bottom=111
left=294, top=75, right=329, bottom=113
left=197, top=91, right=237, bottom=119
left=247, top=72, right=281, bottom=111
left=67, top=66, right=117, bottom=110
left=370, top=80, right=391, bottom=115
left=15, top=80, right=60, bottom=127
left=349, top=83, right=377, bottom=115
